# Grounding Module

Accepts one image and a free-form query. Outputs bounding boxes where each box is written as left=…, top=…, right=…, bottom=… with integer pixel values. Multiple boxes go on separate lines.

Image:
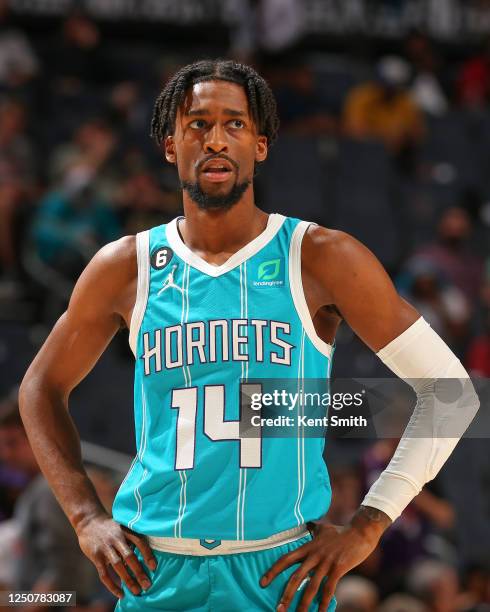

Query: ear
left=255, top=135, right=268, bottom=163
left=164, top=135, right=176, bottom=164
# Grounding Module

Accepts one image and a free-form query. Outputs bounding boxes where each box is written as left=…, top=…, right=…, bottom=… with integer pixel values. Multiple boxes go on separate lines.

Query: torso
left=112, top=213, right=335, bottom=539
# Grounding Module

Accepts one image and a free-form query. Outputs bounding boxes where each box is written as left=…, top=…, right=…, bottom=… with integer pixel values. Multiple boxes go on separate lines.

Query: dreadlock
left=150, top=59, right=280, bottom=147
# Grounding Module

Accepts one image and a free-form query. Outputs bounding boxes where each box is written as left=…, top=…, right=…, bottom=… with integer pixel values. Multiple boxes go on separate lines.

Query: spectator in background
left=343, top=56, right=425, bottom=172
left=0, top=398, right=98, bottom=608
left=457, top=38, right=490, bottom=110
left=31, top=168, right=121, bottom=280
left=0, top=456, right=27, bottom=521
left=398, top=259, right=470, bottom=350
left=0, top=0, right=39, bottom=90
left=0, top=97, right=37, bottom=277
left=460, top=563, right=490, bottom=611
left=269, top=60, right=337, bottom=135
left=49, top=11, right=105, bottom=92
left=116, top=169, right=181, bottom=235
left=257, top=0, right=305, bottom=54
left=335, top=576, right=379, bottom=612
left=45, top=11, right=107, bottom=139
left=466, top=309, right=490, bottom=376
left=405, top=30, right=449, bottom=117
left=406, top=560, right=463, bottom=612
left=107, top=81, right=149, bottom=148
left=229, top=0, right=305, bottom=62
left=411, top=207, right=484, bottom=305
left=378, top=593, right=429, bottom=612
left=49, top=118, right=120, bottom=201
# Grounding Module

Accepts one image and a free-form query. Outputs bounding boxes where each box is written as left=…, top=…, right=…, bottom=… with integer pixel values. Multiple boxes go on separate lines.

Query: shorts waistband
left=148, top=525, right=310, bottom=556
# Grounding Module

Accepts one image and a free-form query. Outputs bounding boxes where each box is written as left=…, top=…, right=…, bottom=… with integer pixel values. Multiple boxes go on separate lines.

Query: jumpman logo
left=157, top=264, right=183, bottom=296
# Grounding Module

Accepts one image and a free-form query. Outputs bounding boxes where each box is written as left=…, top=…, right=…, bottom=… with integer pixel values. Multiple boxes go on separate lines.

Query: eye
left=189, top=119, right=207, bottom=129
left=229, top=119, right=245, bottom=129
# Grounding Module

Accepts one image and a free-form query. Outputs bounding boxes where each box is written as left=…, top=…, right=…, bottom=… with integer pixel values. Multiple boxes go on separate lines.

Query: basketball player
left=19, top=60, right=479, bottom=611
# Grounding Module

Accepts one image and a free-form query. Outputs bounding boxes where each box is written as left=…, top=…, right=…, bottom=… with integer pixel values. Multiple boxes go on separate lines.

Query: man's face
left=165, top=80, right=267, bottom=210
left=0, top=426, right=37, bottom=474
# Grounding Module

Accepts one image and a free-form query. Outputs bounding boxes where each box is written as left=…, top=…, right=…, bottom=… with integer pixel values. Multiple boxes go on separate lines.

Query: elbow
left=18, top=369, right=66, bottom=419
left=451, top=378, right=480, bottom=438
left=18, top=372, right=39, bottom=418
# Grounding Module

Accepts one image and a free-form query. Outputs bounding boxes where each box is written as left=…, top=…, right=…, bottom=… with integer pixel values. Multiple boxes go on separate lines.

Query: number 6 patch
left=151, top=246, right=173, bottom=270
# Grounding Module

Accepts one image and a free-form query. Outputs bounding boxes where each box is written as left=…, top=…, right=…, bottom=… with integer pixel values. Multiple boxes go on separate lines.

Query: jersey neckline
left=165, top=213, right=286, bottom=277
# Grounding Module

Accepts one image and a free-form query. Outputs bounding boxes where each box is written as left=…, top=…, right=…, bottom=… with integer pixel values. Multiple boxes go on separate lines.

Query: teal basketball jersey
left=112, top=213, right=335, bottom=540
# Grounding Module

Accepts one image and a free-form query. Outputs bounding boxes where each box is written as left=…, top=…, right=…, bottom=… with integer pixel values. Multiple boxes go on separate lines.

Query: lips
left=200, top=158, right=235, bottom=183
left=201, top=159, right=234, bottom=174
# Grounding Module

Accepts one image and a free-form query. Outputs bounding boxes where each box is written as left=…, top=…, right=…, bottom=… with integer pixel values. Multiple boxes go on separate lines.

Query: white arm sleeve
left=361, top=317, right=480, bottom=522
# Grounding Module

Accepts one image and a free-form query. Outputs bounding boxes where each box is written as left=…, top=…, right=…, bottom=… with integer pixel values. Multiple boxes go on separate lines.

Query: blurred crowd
left=0, top=1, right=489, bottom=610
left=0, top=394, right=118, bottom=611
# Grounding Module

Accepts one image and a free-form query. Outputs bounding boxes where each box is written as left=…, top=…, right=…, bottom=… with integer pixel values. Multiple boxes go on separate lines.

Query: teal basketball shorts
left=115, top=533, right=337, bottom=611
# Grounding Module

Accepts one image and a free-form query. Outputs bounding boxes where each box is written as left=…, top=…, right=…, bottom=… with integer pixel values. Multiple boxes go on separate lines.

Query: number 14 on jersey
left=171, top=385, right=262, bottom=470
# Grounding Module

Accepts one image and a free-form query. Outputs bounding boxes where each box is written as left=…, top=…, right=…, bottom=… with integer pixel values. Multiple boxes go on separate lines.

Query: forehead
left=181, top=80, right=251, bottom=115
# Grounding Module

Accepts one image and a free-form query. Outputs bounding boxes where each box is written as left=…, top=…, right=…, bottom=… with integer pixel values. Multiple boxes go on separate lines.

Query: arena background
left=0, top=0, right=489, bottom=610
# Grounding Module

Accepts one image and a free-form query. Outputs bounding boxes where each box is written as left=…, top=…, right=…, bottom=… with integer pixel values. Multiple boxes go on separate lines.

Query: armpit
left=325, top=304, right=343, bottom=319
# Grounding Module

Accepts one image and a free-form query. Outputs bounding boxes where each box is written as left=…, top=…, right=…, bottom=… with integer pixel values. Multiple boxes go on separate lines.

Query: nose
left=203, top=123, right=228, bottom=154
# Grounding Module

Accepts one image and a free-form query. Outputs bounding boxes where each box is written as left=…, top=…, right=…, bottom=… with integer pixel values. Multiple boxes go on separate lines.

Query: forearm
left=349, top=505, right=392, bottom=542
left=18, top=378, right=107, bottom=532
left=362, top=318, right=480, bottom=521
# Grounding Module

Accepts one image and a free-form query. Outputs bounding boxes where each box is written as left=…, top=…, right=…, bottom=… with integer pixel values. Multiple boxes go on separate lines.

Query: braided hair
left=150, top=59, right=280, bottom=147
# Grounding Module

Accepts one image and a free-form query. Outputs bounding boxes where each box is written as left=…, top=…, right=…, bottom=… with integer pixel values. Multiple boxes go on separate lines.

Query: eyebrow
left=185, top=108, right=247, bottom=117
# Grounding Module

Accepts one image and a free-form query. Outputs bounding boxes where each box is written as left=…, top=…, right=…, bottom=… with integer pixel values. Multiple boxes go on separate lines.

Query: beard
left=181, top=176, right=251, bottom=211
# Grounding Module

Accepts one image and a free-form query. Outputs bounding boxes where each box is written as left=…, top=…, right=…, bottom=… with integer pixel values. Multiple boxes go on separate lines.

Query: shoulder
left=87, top=235, right=136, bottom=279
left=302, top=224, right=368, bottom=267
left=96, top=234, right=136, bottom=261
left=68, top=235, right=137, bottom=318
left=300, top=224, right=420, bottom=349
left=300, top=223, right=391, bottom=293
left=299, top=224, right=372, bottom=308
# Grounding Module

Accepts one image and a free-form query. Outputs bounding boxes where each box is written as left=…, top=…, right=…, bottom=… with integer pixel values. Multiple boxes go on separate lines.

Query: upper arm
left=22, top=236, right=136, bottom=398
left=303, top=226, right=420, bottom=352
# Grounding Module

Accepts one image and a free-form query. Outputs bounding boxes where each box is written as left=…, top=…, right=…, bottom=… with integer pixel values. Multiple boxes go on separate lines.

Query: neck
left=179, top=188, right=268, bottom=257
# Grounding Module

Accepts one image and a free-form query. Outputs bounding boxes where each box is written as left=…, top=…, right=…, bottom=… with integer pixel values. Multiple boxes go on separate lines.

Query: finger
left=96, top=561, right=123, bottom=599
left=276, top=557, right=319, bottom=611
left=123, top=529, right=157, bottom=571
left=297, top=568, right=328, bottom=612
left=319, top=572, right=341, bottom=612
left=121, top=549, right=152, bottom=591
left=260, top=542, right=312, bottom=587
left=112, top=559, right=142, bottom=596
left=106, top=548, right=142, bottom=596
left=113, top=537, right=152, bottom=588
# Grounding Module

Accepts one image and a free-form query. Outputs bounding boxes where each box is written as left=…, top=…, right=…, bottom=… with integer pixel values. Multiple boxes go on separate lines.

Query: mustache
left=196, top=154, right=239, bottom=173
